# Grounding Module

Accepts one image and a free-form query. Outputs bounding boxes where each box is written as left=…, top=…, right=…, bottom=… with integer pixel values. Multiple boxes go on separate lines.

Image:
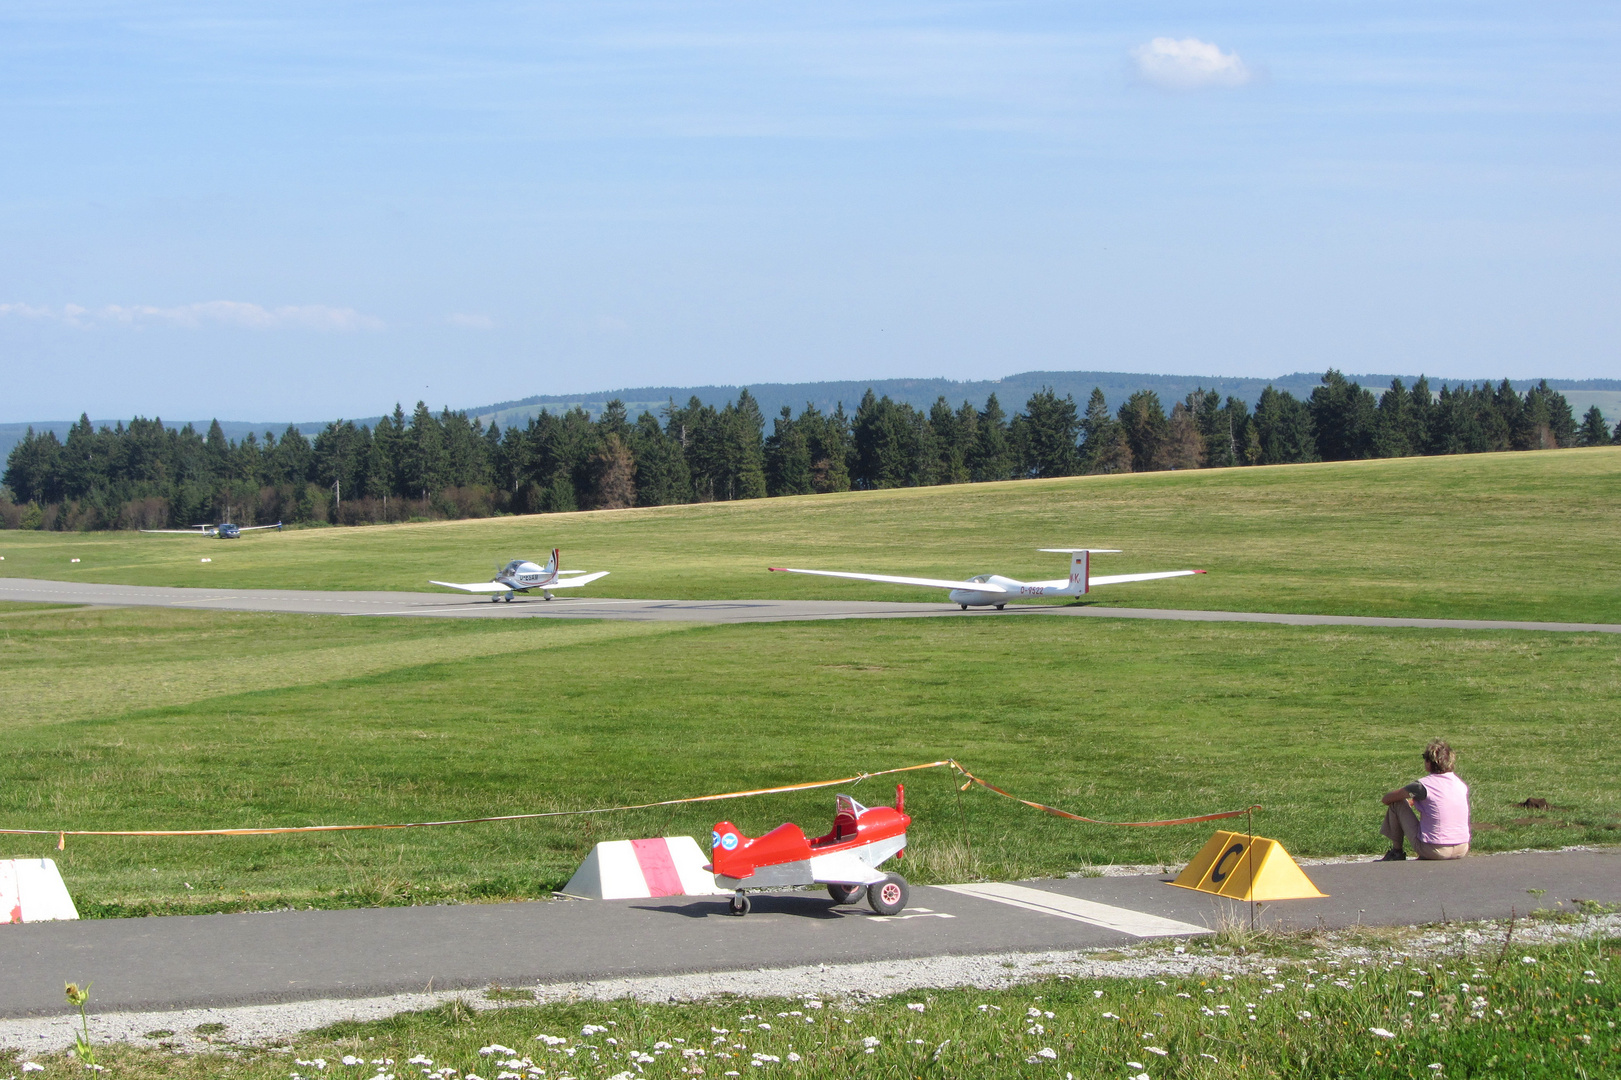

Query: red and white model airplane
left=430, top=549, right=609, bottom=602
left=709, top=787, right=912, bottom=916
left=770, top=548, right=1204, bottom=610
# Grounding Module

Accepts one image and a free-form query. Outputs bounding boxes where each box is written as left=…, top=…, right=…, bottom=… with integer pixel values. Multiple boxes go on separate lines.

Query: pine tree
left=1576, top=406, right=1610, bottom=447
left=1161, top=402, right=1203, bottom=470
left=969, top=394, right=1014, bottom=481
left=1017, top=388, right=1081, bottom=478
left=1117, top=390, right=1168, bottom=472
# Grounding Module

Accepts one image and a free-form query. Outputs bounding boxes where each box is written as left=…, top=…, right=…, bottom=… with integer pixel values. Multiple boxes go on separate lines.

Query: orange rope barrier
left=0, top=759, right=1256, bottom=840
left=0, top=761, right=956, bottom=839
left=950, top=761, right=1260, bottom=827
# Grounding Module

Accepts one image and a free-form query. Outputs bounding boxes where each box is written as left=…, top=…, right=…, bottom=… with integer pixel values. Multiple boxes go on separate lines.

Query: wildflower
left=1027, top=1023, right=1045, bottom=1035
left=1127, top=1063, right=1144, bottom=1069
left=535, top=1035, right=567, bottom=1046
left=908, top=1003, right=925, bottom=1012
left=1145, top=1047, right=1168, bottom=1056
left=803, top=1000, right=823, bottom=1009
left=787, top=1052, right=801, bottom=1062
left=1199, top=1053, right=1218, bottom=1061
left=581, top=1025, right=609, bottom=1037
left=862, top=1036, right=880, bottom=1049
left=408, top=1057, right=432, bottom=1066
left=1296, top=1011, right=1312, bottom=1020
left=1024, top=1048, right=1058, bottom=1063
left=22, top=1066, right=44, bottom=1075
left=480, top=1045, right=518, bottom=1057
left=1408, top=990, right=1425, bottom=998
left=1175, top=992, right=1191, bottom=998
left=297, top=1059, right=330, bottom=1070
left=1428, top=1065, right=1443, bottom=1072
left=343, top=1057, right=366, bottom=1066
left=654, top=1042, right=673, bottom=1050
left=1370, top=1027, right=1396, bottom=1039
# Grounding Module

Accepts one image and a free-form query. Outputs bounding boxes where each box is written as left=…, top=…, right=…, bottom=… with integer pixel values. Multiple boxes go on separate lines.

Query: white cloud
left=447, top=312, right=495, bottom=330
left=1131, top=37, right=1252, bottom=90
left=0, top=301, right=382, bottom=331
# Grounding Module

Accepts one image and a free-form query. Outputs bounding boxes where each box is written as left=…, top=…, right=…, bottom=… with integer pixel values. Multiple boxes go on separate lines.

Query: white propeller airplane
left=769, top=548, right=1204, bottom=609
left=141, top=521, right=282, bottom=539
left=430, top=549, right=609, bottom=602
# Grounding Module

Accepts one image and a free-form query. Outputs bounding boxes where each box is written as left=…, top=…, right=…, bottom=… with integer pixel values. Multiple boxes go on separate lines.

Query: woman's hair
left=1423, top=740, right=1456, bottom=774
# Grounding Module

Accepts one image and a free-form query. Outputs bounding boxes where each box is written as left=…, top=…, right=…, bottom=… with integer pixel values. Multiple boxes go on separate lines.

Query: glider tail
left=1069, top=550, right=1089, bottom=595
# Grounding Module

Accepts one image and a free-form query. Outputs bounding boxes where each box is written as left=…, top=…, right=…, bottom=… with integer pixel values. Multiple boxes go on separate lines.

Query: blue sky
left=1, top=2, right=1616, bottom=422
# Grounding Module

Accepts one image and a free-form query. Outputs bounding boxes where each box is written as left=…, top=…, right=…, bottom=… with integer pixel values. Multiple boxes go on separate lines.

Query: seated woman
left=1379, top=739, right=1471, bottom=861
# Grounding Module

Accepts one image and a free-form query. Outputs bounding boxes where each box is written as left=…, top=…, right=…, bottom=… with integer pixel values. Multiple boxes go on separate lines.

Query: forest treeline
left=2, top=371, right=1612, bottom=531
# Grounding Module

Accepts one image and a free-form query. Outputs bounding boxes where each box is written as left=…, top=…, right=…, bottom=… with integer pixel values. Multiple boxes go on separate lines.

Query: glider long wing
left=537, top=571, right=609, bottom=588
left=1089, top=570, right=1203, bottom=586
left=141, top=528, right=214, bottom=535
left=768, top=567, right=1009, bottom=594
left=428, top=580, right=511, bottom=593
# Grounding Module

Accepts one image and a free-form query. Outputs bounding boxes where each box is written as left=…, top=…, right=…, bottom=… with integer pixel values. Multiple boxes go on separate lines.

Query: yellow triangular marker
left=1169, top=829, right=1326, bottom=900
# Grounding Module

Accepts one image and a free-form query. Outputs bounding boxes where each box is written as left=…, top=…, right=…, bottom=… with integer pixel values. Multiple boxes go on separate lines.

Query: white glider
left=432, top=549, right=609, bottom=602
left=769, top=548, right=1204, bottom=609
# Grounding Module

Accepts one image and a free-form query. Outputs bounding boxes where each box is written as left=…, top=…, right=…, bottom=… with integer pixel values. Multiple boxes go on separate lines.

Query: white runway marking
left=936, top=882, right=1209, bottom=938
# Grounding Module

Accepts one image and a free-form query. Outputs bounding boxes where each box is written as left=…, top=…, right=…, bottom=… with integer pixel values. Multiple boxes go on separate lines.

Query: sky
left=1, top=1, right=1616, bottom=423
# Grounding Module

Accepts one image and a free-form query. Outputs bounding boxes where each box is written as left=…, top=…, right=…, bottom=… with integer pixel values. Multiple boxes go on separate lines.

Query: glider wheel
left=959, top=604, right=968, bottom=610
left=826, top=883, right=864, bottom=905
left=490, top=596, right=500, bottom=603
left=729, top=891, right=751, bottom=916
left=867, top=873, right=909, bottom=916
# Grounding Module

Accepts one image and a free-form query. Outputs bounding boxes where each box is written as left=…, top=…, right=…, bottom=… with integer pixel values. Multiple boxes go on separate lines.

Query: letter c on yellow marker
left=1209, top=842, right=1246, bottom=883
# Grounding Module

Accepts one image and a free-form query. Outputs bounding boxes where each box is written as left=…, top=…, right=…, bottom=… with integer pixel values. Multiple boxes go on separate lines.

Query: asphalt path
left=2, top=849, right=1615, bottom=1018
left=3, top=578, right=1619, bottom=632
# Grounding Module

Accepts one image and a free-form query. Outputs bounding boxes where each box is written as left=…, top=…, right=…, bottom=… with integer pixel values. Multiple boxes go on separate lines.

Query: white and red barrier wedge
left=560, top=837, right=727, bottom=900
left=1, top=858, right=80, bottom=924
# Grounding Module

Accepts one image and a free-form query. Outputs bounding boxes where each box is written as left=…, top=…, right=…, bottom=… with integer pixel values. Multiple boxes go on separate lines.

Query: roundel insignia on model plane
left=721, top=832, right=739, bottom=851
left=711, top=830, right=721, bottom=849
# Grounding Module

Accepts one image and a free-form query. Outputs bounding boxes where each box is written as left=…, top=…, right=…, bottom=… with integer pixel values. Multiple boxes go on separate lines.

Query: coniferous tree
left=629, top=411, right=690, bottom=506
left=1308, top=370, right=1377, bottom=461
left=1161, top=402, right=1204, bottom=470
left=1576, top=406, right=1611, bottom=447
left=1078, top=388, right=1126, bottom=474
left=1372, top=379, right=1414, bottom=458
left=1016, top=388, right=1081, bottom=478
left=968, top=394, right=1015, bottom=481
left=1117, top=390, right=1168, bottom=472
left=1252, top=386, right=1318, bottom=465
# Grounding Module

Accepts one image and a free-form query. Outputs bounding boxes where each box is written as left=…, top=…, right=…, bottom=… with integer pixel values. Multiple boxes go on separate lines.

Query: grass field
left=2, top=604, right=1615, bottom=918
left=11, top=932, right=1618, bottom=1078
left=1, top=448, right=1619, bottom=622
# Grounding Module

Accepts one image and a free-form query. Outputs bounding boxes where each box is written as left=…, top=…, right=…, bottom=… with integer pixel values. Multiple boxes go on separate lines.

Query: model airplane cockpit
left=709, top=786, right=912, bottom=916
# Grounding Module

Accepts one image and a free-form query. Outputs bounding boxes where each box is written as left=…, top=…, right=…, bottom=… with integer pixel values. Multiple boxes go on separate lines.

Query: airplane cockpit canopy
left=503, top=560, right=526, bottom=574
left=968, top=574, right=993, bottom=584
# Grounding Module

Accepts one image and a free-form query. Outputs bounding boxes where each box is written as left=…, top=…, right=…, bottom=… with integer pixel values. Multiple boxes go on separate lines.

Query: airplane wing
left=1089, top=570, right=1204, bottom=586
left=768, top=567, right=1009, bottom=594
left=236, top=522, right=283, bottom=532
left=428, top=580, right=510, bottom=593
left=807, top=851, right=890, bottom=886
left=140, top=529, right=213, bottom=535
left=537, top=571, right=609, bottom=588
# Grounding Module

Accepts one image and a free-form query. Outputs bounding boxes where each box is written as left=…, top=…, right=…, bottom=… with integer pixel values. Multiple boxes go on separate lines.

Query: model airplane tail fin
left=545, top=548, right=559, bottom=574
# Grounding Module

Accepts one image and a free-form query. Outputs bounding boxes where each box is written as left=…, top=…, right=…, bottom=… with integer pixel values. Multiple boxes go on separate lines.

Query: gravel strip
left=5, top=909, right=1616, bottom=1058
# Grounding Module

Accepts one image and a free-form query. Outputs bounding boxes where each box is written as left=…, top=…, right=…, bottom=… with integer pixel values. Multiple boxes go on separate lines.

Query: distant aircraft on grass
left=141, top=522, right=282, bottom=539
left=431, top=549, right=608, bottom=602
left=769, top=548, right=1205, bottom=610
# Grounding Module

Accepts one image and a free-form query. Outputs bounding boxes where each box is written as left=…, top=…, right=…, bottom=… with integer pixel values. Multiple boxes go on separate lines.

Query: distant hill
left=6, top=371, right=1619, bottom=460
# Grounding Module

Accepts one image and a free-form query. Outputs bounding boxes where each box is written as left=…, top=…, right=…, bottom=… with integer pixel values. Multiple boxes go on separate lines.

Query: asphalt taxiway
left=3, top=577, right=1618, bottom=632
left=1, top=849, right=1615, bottom=1018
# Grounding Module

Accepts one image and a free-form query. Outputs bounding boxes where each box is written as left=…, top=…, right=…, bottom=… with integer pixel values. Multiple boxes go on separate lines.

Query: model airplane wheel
left=490, top=596, right=499, bottom=603
left=728, top=891, right=751, bottom=916
left=826, top=883, right=864, bottom=905
left=867, top=874, right=908, bottom=916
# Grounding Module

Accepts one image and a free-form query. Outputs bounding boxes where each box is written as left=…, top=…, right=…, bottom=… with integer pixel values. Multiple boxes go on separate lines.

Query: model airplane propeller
left=140, top=521, right=282, bottom=538
left=770, top=548, right=1204, bottom=609
left=431, top=548, right=608, bottom=602
left=709, top=787, right=912, bottom=916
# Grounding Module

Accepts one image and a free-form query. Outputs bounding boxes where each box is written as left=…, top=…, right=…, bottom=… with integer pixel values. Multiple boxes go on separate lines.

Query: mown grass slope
left=2, top=606, right=1614, bottom=917
left=1, top=447, right=1618, bottom=622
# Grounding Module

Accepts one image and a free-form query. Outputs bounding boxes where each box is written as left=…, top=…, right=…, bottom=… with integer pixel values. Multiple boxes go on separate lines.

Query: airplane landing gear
left=543, top=591, right=554, bottom=601
left=728, top=890, right=752, bottom=916
left=959, top=603, right=968, bottom=610
left=490, top=596, right=500, bottom=603
left=867, top=873, right=909, bottom=916
left=826, top=882, right=864, bottom=905
left=995, top=604, right=1005, bottom=610
left=504, top=594, right=514, bottom=602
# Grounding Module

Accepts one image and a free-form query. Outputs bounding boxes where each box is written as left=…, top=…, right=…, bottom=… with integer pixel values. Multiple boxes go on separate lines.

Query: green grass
left=1, top=447, right=1619, bottom=622
left=2, top=605, right=1615, bottom=917
left=12, top=935, right=1618, bottom=1078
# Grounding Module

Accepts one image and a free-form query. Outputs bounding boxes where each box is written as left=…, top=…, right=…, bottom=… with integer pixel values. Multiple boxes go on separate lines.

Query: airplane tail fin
left=545, top=548, right=559, bottom=574
left=1038, top=548, right=1122, bottom=596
